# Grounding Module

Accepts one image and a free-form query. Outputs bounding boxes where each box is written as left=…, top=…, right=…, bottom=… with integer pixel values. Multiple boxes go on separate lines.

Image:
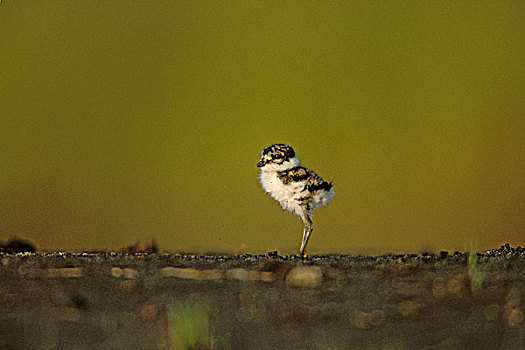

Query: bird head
left=256, top=143, right=299, bottom=171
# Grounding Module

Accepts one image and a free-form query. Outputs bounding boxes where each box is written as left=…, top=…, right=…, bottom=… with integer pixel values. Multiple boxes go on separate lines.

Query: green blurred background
left=1, top=1, right=524, bottom=254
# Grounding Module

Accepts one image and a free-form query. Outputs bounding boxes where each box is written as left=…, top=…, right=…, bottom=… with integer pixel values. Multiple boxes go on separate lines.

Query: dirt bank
left=1, top=244, right=525, bottom=349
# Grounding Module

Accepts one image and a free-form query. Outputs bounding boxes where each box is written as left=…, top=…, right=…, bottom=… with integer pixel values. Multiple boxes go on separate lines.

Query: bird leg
left=299, top=214, right=313, bottom=257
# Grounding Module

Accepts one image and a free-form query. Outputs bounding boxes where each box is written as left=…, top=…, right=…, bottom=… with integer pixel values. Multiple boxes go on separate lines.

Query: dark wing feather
left=278, top=167, right=332, bottom=192
left=277, top=167, right=310, bottom=184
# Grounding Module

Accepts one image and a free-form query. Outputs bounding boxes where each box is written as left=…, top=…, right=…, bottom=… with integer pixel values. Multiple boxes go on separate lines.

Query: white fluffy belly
left=260, top=171, right=308, bottom=216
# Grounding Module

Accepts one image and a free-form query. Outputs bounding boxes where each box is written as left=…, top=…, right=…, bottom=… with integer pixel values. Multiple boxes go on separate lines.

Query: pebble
left=161, top=267, right=200, bottom=279
left=285, top=266, right=322, bottom=288
left=140, top=303, right=157, bottom=321
left=505, top=308, right=523, bottom=326
left=110, top=267, right=123, bottom=278
left=260, top=271, right=275, bottom=282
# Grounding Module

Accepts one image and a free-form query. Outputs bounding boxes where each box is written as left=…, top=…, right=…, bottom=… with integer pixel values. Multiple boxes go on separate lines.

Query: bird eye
left=273, top=155, right=285, bottom=163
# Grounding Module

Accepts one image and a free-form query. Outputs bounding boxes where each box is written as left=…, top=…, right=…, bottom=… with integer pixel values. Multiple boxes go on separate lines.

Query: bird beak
left=256, top=160, right=264, bottom=167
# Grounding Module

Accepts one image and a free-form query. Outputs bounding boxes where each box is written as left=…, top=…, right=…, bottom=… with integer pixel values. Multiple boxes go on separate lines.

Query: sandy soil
left=1, top=244, right=525, bottom=349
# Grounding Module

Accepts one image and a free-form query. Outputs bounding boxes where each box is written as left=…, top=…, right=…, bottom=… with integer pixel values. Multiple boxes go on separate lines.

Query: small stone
left=161, top=267, right=200, bottom=279
left=260, top=271, right=276, bottom=282
left=505, top=308, right=524, bottom=326
left=285, top=266, right=322, bottom=288
left=140, top=303, right=157, bottom=321
left=111, top=267, right=123, bottom=278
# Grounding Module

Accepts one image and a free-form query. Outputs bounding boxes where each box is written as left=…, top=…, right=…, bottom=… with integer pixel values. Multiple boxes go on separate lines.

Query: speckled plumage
left=256, top=144, right=334, bottom=256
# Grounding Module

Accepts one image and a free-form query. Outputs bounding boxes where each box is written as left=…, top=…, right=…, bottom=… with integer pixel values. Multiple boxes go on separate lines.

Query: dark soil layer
left=1, top=244, right=525, bottom=349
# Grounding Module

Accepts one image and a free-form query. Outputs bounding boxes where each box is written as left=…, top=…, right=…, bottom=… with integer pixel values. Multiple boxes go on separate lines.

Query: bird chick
left=256, top=144, right=334, bottom=256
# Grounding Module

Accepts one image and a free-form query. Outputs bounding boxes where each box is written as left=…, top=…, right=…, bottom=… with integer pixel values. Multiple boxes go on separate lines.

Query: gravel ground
left=1, top=244, right=525, bottom=349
